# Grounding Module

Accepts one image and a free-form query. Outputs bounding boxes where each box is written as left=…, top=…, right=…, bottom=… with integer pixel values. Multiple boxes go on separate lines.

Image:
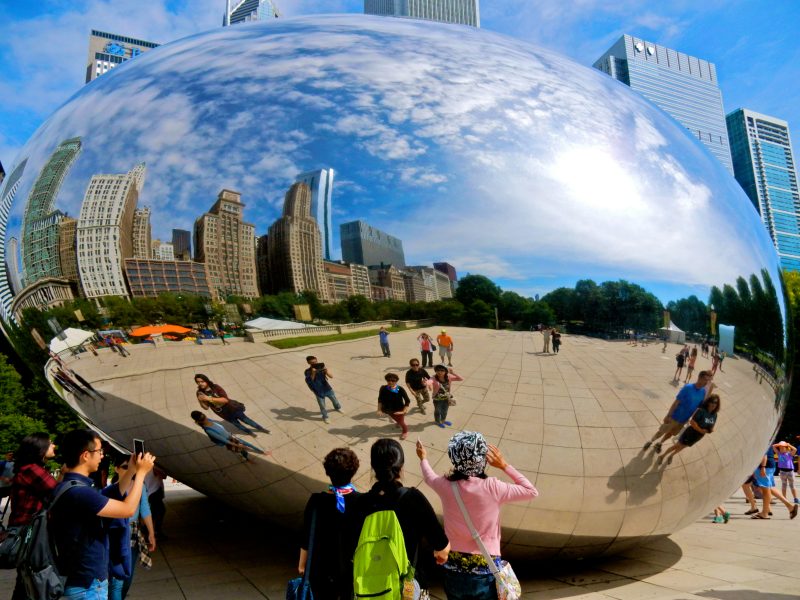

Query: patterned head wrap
left=447, top=431, right=488, bottom=477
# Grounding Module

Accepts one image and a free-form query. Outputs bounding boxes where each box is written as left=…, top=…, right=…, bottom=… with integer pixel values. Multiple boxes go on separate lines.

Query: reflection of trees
left=541, top=279, right=662, bottom=335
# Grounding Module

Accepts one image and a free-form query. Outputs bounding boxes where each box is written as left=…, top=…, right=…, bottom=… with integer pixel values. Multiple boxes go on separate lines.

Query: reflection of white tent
left=659, top=321, right=686, bottom=344
left=244, top=317, right=316, bottom=331
left=49, top=328, right=96, bottom=353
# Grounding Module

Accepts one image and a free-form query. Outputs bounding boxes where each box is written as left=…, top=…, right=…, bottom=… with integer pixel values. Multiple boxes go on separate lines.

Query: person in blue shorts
left=752, top=446, right=799, bottom=520
left=643, top=371, right=713, bottom=454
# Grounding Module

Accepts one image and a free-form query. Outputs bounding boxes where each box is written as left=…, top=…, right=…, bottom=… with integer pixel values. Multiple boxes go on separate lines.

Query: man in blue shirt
left=378, top=326, right=391, bottom=357
left=304, top=355, right=342, bottom=424
left=191, top=411, right=265, bottom=462
left=643, top=371, right=713, bottom=454
left=50, top=429, right=154, bottom=599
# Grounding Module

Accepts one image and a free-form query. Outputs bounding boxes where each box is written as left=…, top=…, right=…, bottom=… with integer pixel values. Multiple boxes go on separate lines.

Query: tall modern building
left=340, top=220, right=405, bottom=267
left=77, top=163, right=146, bottom=299
left=85, top=30, right=160, bottom=83
left=365, top=0, right=480, bottom=27
left=727, top=109, right=800, bottom=271
left=0, top=159, right=28, bottom=321
left=295, top=169, right=335, bottom=260
left=132, top=207, right=152, bottom=259
left=593, top=35, right=733, bottom=174
left=57, top=217, right=80, bottom=289
left=21, top=138, right=82, bottom=287
left=194, top=189, right=259, bottom=299
left=172, top=228, right=191, bottom=260
left=267, top=183, right=330, bottom=301
left=223, top=0, right=279, bottom=25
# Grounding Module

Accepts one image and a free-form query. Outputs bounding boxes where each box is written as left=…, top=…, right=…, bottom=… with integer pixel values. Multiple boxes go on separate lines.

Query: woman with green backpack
left=351, top=439, right=450, bottom=600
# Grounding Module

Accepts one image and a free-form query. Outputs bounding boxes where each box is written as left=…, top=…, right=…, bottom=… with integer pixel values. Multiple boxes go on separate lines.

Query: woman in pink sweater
left=416, top=431, right=537, bottom=600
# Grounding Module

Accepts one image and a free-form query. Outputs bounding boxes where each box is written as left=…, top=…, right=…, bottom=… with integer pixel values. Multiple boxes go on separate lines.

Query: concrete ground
left=5, top=481, right=791, bottom=600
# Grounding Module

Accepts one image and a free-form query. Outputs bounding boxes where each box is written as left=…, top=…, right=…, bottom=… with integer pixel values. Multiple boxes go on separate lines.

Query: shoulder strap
left=49, top=479, right=89, bottom=510
left=301, top=506, right=317, bottom=589
left=450, top=481, right=499, bottom=576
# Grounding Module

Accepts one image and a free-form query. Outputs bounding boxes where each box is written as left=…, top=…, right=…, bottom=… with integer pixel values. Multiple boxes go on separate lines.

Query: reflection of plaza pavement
left=4, top=482, right=795, bottom=599
left=55, top=327, right=780, bottom=558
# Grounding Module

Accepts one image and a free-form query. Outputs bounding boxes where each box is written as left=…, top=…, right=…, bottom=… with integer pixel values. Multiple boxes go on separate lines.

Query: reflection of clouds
left=5, top=15, right=782, bottom=307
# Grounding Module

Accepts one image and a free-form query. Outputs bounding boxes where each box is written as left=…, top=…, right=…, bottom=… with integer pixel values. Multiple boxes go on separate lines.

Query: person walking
left=378, top=373, right=412, bottom=440
left=416, top=432, right=537, bottom=600
left=657, top=394, right=720, bottom=465
left=351, top=439, right=450, bottom=597
left=378, top=326, right=391, bottom=358
left=298, top=448, right=361, bottom=600
left=417, top=333, right=435, bottom=367
left=551, top=328, right=562, bottom=354
left=711, top=350, right=721, bottom=375
left=752, top=446, right=799, bottom=520
left=218, top=329, right=230, bottom=346
left=304, top=356, right=342, bottom=424
left=684, top=347, right=698, bottom=383
left=428, top=365, right=463, bottom=429
left=774, top=441, right=799, bottom=504
left=8, top=434, right=58, bottom=600
left=673, top=349, right=686, bottom=381
left=405, top=359, right=431, bottom=415
left=191, top=411, right=266, bottom=462
left=542, top=327, right=551, bottom=353
left=644, top=371, right=714, bottom=454
left=436, top=329, right=454, bottom=366
left=195, top=373, right=270, bottom=434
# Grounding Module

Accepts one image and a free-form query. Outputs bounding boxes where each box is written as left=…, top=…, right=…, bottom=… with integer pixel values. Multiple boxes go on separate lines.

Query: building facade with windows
left=593, top=35, right=733, bottom=174
left=85, top=30, right=160, bottom=83
left=267, top=183, right=330, bottom=301
left=10, top=277, right=75, bottom=322
left=295, top=168, right=334, bottom=260
left=21, top=138, right=82, bottom=287
left=172, top=228, right=191, bottom=260
left=124, top=258, right=212, bottom=298
left=224, top=0, right=279, bottom=25
left=77, top=163, right=146, bottom=299
left=341, top=220, right=405, bottom=267
left=194, top=189, right=259, bottom=299
left=0, top=159, right=27, bottom=321
left=365, top=0, right=479, bottom=27
left=57, top=217, right=80, bottom=290
left=727, top=109, right=800, bottom=271
left=132, top=207, right=151, bottom=259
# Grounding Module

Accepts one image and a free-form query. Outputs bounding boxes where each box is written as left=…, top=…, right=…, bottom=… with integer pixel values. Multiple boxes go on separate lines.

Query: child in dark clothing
left=658, top=394, right=720, bottom=466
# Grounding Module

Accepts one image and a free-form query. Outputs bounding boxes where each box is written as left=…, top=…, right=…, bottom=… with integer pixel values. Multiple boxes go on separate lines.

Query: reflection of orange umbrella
left=130, top=324, right=191, bottom=336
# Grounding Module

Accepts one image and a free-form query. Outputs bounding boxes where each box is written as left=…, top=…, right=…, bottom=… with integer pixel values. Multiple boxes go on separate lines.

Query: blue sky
left=0, top=0, right=798, bottom=166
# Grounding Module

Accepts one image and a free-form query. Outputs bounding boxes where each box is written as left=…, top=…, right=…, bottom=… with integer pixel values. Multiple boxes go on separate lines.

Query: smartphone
left=133, top=438, right=145, bottom=457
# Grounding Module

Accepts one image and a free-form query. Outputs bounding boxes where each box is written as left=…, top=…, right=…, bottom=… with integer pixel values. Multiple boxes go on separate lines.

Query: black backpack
left=17, top=479, right=88, bottom=600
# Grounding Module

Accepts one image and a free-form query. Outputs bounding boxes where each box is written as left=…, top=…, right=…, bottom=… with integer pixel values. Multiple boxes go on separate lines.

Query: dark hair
left=702, top=394, right=721, bottom=414
left=324, top=448, right=360, bottom=487
left=446, top=470, right=487, bottom=482
left=306, top=355, right=316, bottom=362
left=370, top=438, right=404, bottom=484
left=385, top=373, right=399, bottom=382
left=194, top=373, right=214, bottom=387
left=61, top=429, right=101, bottom=468
left=697, top=370, right=711, bottom=379
left=191, top=410, right=205, bottom=421
left=13, top=433, right=52, bottom=474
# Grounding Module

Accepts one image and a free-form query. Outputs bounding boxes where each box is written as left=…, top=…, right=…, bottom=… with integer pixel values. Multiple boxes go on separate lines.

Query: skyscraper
left=224, top=0, right=279, bottom=25
left=727, top=109, right=800, bottom=271
left=365, top=0, right=480, bottom=27
left=340, top=220, right=405, bottom=267
left=132, top=207, right=152, bottom=259
left=21, top=138, right=82, bottom=287
left=57, top=217, right=80, bottom=288
left=295, top=168, right=335, bottom=260
left=194, top=189, right=259, bottom=299
left=77, top=163, right=146, bottom=299
left=593, top=35, right=733, bottom=174
left=0, top=159, right=28, bottom=321
left=267, top=182, right=330, bottom=301
left=85, top=30, right=160, bottom=83
left=172, top=228, right=191, bottom=260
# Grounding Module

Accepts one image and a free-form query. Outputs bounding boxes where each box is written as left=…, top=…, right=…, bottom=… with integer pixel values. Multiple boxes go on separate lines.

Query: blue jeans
left=315, top=390, right=341, bottom=419
left=109, top=576, right=124, bottom=600
left=380, top=342, right=391, bottom=356
left=444, top=570, right=497, bottom=600
left=227, top=409, right=267, bottom=434
left=63, top=578, right=109, bottom=600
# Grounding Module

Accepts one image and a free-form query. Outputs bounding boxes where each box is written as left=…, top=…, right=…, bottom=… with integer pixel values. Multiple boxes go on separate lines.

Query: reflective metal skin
left=1, top=16, right=789, bottom=558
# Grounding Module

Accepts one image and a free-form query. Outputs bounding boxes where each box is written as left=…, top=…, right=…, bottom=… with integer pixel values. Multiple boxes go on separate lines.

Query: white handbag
left=450, top=482, right=522, bottom=600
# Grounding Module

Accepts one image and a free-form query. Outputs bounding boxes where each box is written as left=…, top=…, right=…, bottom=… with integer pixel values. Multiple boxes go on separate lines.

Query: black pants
left=149, top=488, right=166, bottom=536
left=421, top=351, right=433, bottom=367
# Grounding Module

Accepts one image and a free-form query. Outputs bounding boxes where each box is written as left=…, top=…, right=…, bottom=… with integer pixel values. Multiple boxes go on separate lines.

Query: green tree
left=465, top=299, right=495, bottom=328
left=456, top=275, right=501, bottom=307
left=499, top=291, right=530, bottom=323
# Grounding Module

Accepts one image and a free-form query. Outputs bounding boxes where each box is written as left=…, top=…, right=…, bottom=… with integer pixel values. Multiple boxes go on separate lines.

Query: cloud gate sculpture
left=0, top=15, right=790, bottom=559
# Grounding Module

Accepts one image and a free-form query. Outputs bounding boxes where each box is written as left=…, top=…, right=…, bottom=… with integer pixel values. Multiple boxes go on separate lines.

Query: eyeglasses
left=411, top=363, right=420, bottom=367
left=87, top=448, right=104, bottom=455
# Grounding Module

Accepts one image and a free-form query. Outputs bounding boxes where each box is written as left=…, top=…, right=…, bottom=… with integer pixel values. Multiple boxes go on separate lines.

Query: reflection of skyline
left=0, top=16, right=786, bottom=313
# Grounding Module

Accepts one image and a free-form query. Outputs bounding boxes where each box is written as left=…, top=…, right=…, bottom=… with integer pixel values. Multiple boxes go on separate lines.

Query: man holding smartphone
left=304, top=356, right=342, bottom=424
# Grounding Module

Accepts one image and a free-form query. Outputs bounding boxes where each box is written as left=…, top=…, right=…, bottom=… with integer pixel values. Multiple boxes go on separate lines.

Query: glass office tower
left=594, top=35, right=733, bottom=174
left=365, top=0, right=479, bottom=27
left=295, top=169, right=334, bottom=260
left=727, top=108, right=800, bottom=271
left=224, top=0, right=279, bottom=25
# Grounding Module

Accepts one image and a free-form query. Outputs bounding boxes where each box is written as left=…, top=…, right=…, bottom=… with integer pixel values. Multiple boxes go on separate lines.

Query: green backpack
left=353, top=489, right=414, bottom=599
